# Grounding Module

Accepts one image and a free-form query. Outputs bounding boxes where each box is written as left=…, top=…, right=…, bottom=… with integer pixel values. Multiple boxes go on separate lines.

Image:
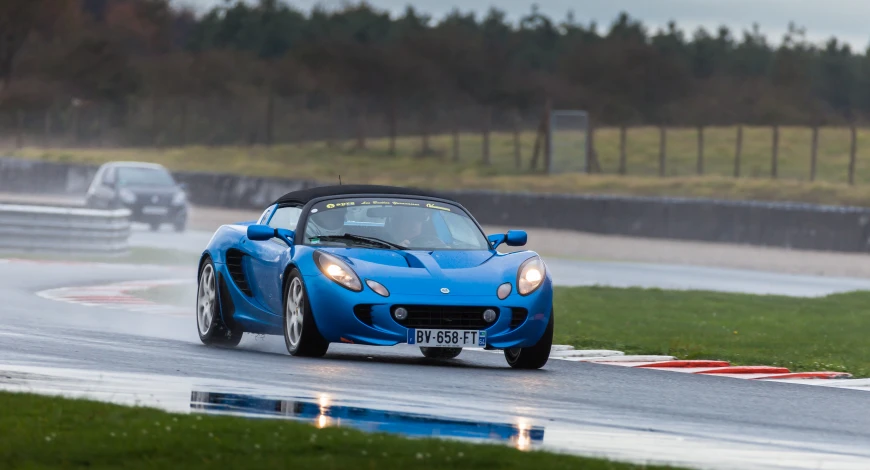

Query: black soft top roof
left=273, top=184, right=447, bottom=206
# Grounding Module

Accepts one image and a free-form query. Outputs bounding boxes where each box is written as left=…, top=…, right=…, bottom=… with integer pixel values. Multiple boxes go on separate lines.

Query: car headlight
left=171, top=191, right=186, bottom=206
left=517, top=256, right=545, bottom=296
left=314, top=251, right=362, bottom=292
left=118, top=188, right=136, bottom=205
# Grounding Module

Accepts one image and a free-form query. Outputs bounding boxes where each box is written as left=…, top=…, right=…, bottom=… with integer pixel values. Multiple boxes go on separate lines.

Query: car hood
left=318, top=247, right=536, bottom=296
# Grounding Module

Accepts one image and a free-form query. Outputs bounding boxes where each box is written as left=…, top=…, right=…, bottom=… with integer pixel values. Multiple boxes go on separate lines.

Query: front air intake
left=509, top=308, right=528, bottom=329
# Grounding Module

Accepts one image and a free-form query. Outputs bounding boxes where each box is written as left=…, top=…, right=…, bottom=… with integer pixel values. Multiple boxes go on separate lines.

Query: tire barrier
left=0, top=204, right=131, bottom=255
left=3, top=156, right=870, bottom=253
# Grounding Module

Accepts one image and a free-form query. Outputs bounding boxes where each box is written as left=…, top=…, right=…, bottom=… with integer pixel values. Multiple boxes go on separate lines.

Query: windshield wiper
left=315, top=234, right=406, bottom=250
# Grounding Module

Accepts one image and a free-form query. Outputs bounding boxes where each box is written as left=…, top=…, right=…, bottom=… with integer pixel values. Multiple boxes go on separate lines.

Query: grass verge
left=0, top=391, right=675, bottom=470
left=16, top=125, right=870, bottom=207
left=555, top=287, right=870, bottom=377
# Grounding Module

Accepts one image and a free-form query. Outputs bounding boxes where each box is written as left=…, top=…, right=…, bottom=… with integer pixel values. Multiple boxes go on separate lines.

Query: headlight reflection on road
left=514, top=418, right=532, bottom=451
left=317, top=393, right=333, bottom=428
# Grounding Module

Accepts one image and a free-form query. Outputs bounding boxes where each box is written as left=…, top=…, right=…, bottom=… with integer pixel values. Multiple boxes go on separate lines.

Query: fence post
left=809, top=125, right=818, bottom=181
left=771, top=125, right=779, bottom=179
left=452, top=123, right=460, bottom=162
left=388, top=99, right=397, bottom=156
left=618, top=126, right=627, bottom=175
left=543, top=100, right=552, bottom=173
left=482, top=106, right=491, bottom=165
left=849, top=125, right=858, bottom=185
left=586, top=118, right=601, bottom=173
left=659, top=126, right=667, bottom=177
left=44, top=106, right=53, bottom=144
left=734, top=125, right=743, bottom=178
left=15, top=109, right=24, bottom=149
left=179, top=99, right=188, bottom=147
left=697, top=125, right=704, bottom=175
left=513, top=111, right=521, bottom=169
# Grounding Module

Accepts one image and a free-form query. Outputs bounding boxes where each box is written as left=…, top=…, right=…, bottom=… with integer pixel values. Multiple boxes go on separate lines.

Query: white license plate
left=407, top=329, right=486, bottom=347
left=142, top=206, right=168, bottom=215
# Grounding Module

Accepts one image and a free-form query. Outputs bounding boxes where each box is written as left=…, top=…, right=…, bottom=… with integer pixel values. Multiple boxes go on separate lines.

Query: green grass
left=16, top=125, right=870, bottom=207
left=0, top=247, right=198, bottom=266
left=554, top=287, right=870, bottom=377
left=0, top=392, right=675, bottom=470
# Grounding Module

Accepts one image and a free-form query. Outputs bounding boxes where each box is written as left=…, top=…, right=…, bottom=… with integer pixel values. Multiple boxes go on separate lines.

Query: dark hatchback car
left=85, top=162, right=188, bottom=232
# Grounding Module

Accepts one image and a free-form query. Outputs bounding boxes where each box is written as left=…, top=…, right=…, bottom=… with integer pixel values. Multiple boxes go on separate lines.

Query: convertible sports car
left=196, top=185, right=554, bottom=369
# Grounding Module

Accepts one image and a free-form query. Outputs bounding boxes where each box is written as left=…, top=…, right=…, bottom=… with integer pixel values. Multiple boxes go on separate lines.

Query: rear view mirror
left=247, top=224, right=275, bottom=241
left=505, top=230, right=527, bottom=247
left=488, top=230, right=528, bottom=249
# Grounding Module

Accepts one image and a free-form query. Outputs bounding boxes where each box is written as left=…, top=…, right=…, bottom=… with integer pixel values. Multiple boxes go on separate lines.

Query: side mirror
left=488, top=230, right=527, bottom=249
left=247, top=225, right=295, bottom=246
left=505, top=230, right=527, bottom=247
left=247, top=224, right=276, bottom=241
left=177, top=182, right=188, bottom=192
left=487, top=233, right=506, bottom=249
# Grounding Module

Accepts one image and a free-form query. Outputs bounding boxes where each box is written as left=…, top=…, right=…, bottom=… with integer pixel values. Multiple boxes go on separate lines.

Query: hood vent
left=226, top=249, right=252, bottom=296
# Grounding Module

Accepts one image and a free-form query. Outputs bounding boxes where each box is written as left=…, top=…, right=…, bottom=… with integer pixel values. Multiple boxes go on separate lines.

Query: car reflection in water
left=190, top=391, right=544, bottom=450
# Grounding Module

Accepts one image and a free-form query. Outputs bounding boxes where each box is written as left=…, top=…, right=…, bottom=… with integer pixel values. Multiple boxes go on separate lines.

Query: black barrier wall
left=2, top=157, right=869, bottom=253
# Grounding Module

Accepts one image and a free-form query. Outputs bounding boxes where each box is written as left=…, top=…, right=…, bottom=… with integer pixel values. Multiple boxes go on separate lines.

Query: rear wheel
left=196, top=260, right=243, bottom=347
left=284, top=270, right=329, bottom=357
left=420, top=347, right=462, bottom=359
left=504, top=310, right=553, bottom=370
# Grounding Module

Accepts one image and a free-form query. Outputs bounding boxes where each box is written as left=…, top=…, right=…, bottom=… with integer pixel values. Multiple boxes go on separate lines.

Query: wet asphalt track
left=2, top=250, right=870, bottom=469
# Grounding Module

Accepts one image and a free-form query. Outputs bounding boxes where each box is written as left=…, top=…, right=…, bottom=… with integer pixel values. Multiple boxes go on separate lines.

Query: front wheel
left=196, top=260, right=243, bottom=347
left=420, top=347, right=462, bottom=359
left=504, top=310, right=553, bottom=370
left=284, top=270, right=329, bottom=357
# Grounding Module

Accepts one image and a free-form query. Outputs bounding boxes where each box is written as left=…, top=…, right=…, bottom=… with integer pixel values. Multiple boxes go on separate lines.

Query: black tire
left=196, top=259, right=243, bottom=347
left=504, top=310, right=554, bottom=370
left=420, top=347, right=462, bottom=359
left=283, top=269, right=329, bottom=357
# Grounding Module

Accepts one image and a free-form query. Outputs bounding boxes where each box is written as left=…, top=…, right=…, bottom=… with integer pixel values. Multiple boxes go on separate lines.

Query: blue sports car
left=196, top=185, right=554, bottom=369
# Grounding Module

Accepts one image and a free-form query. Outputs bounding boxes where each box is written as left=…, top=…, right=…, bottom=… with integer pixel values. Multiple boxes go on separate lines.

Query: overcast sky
left=173, top=0, right=870, bottom=49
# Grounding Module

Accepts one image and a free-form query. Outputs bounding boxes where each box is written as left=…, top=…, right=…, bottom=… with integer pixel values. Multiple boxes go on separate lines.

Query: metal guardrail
left=0, top=204, right=132, bottom=255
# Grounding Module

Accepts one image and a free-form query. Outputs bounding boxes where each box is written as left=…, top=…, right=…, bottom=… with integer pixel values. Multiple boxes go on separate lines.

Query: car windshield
left=303, top=197, right=489, bottom=251
left=116, top=167, right=176, bottom=187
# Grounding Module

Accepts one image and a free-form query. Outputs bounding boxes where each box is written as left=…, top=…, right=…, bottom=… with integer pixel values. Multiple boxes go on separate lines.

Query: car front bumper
left=303, top=272, right=554, bottom=349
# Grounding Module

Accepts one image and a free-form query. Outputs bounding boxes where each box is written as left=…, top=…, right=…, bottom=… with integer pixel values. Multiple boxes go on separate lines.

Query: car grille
left=510, top=308, right=528, bottom=329
left=353, top=305, right=374, bottom=326
left=392, top=305, right=499, bottom=330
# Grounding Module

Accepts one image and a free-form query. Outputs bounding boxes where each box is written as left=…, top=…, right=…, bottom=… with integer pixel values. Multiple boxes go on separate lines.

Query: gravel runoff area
left=4, top=191, right=870, bottom=279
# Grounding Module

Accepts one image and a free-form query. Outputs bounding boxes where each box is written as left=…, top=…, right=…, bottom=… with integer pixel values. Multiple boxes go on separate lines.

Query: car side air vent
left=225, top=249, right=253, bottom=296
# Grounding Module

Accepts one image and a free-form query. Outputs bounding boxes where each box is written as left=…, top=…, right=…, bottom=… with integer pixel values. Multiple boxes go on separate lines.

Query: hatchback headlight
left=118, top=188, right=136, bottom=204
left=171, top=191, right=186, bottom=205
left=517, top=256, right=545, bottom=295
left=314, top=251, right=362, bottom=292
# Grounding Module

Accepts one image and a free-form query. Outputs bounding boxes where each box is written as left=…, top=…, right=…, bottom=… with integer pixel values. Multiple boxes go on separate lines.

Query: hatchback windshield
left=303, top=197, right=489, bottom=251
left=116, top=167, right=176, bottom=187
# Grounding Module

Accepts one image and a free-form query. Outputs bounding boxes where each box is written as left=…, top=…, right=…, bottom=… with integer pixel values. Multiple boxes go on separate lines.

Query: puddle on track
left=2, top=363, right=869, bottom=470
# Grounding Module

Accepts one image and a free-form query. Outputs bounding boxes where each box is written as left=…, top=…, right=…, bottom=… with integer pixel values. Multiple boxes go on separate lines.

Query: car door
left=247, top=205, right=302, bottom=315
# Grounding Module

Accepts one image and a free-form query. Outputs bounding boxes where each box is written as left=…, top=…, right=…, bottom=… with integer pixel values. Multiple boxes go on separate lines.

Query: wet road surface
left=1, top=259, right=870, bottom=469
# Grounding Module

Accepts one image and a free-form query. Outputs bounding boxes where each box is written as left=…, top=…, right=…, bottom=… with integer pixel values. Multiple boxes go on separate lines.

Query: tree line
left=1, top=0, right=870, bottom=147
